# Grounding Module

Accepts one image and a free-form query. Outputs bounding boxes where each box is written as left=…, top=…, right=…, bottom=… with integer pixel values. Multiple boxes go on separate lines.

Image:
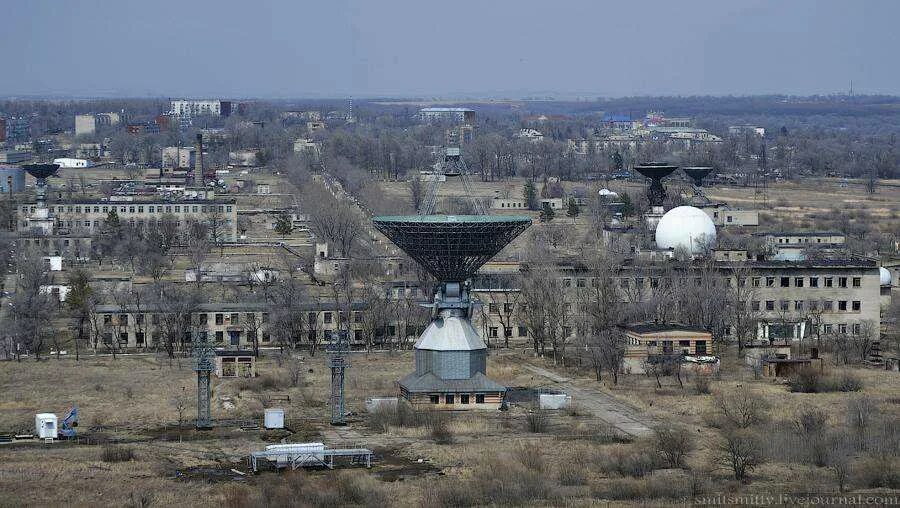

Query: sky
left=2, top=0, right=899, bottom=99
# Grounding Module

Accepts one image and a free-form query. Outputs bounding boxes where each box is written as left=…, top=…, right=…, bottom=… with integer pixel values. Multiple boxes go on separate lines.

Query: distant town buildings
left=418, top=107, right=475, bottom=124
left=729, top=125, right=766, bottom=138
left=515, top=128, right=544, bottom=143
left=169, top=99, right=233, bottom=117
left=162, top=146, right=199, bottom=169
left=75, top=112, right=121, bottom=137
left=2, top=116, right=31, bottom=143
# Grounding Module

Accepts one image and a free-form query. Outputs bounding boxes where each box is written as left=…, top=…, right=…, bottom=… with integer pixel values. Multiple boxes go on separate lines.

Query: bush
left=789, top=368, right=863, bottom=393
left=855, top=455, right=900, bottom=489
left=423, top=480, right=478, bottom=507
left=595, top=445, right=663, bottom=478
left=235, top=374, right=279, bottom=392
left=711, top=391, right=769, bottom=428
left=514, top=445, right=546, bottom=473
left=592, top=473, right=691, bottom=500
left=716, top=428, right=765, bottom=482
left=557, top=462, right=587, bottom=486
left=693, top=374, right=711, bottom=395
left=101, top=445, right=135, bottom=463
left=526, top=410, right=549, bottom=433
left=653, top=425, right=695, bottom=469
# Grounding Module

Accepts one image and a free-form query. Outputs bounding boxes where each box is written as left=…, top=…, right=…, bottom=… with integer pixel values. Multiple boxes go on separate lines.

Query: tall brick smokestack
left=195, top=132, right=204, bottom=183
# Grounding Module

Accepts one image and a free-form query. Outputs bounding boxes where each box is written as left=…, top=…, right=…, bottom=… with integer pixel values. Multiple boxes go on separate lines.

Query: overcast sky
left=2, top=0, right=898, bottom=98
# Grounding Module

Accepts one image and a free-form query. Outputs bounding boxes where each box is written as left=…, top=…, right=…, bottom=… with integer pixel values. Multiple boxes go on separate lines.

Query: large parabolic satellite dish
left=373, top=214, right=532, bottom=283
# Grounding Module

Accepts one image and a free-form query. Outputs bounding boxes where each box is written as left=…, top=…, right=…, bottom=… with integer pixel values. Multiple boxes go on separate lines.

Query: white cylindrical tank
left=655, top=206, right=717, bottom=255
left=881, top=267, right=892, bottom=287
left=35, top=413, right=58, bottom=439
left=264, top=408, right=285, bottom=429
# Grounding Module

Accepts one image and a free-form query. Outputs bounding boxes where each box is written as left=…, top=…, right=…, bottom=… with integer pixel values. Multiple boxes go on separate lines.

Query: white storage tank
left=35, top=413, right=58, bottom=439
left=264, top=408, right=285, bottom=429
left=539, top=393, right=572, bottom=410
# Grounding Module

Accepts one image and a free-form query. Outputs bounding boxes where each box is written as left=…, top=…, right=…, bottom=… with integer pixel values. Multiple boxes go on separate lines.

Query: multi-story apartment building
left=16, top=198, right=238, bottom=241
left=90, top=301, right=389, bottom=350
left=471, top=257, right=882, bottom=345
left=75, top=113, right=121, bottom=137
left=169, top=99, right=232, bottom=117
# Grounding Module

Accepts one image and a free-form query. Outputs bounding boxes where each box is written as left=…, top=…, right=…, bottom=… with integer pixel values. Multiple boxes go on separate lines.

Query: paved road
left=522, top=364, right=656, bottom=437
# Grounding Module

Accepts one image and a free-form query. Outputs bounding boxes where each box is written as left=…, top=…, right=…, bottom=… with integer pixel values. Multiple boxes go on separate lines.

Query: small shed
left=35, top=413, right=58, bottom=439
left=762, top=357, right=823, bottom=378
left=215, top=350, right=256, bottom=378
left=264, top=408, right=285, bottom=429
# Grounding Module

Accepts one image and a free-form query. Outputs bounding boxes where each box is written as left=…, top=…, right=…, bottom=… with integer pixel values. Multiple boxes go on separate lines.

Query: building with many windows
left=16, top=198, right=238, bottom=240
left=169, top=99, right=232, bottom=117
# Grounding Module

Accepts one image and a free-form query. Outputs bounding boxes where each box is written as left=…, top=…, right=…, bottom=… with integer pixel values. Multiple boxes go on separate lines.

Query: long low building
left=17, top=198, right=238, bottom=241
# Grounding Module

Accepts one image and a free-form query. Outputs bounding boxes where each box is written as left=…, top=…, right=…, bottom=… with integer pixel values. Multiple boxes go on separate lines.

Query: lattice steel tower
left=328, top=330, right=351, bottom=425
left=193, top=333, right=215, bottom=429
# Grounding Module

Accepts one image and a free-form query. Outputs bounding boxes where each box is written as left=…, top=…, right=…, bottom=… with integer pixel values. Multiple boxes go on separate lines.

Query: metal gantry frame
left=419, top=146, right=484, bottom=215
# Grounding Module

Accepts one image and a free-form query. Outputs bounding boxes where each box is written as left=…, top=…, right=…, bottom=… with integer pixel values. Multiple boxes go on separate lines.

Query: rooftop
left=624, top=323, right=710, bottom=335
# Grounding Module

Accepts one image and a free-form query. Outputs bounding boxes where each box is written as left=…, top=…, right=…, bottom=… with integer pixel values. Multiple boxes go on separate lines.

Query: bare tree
left=5, top=249, right=55, bottom=361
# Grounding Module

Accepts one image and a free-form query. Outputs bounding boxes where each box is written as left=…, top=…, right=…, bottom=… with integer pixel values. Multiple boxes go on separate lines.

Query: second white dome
left=655, top=206, right=717, bottom=255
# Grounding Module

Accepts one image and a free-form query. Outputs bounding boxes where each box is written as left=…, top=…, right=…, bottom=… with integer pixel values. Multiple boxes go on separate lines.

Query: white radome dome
left=880, top=267, right=892, bottom=286
left=599, top=188, right=618, bottom=197
left=655, top=206, right=717, bottom=255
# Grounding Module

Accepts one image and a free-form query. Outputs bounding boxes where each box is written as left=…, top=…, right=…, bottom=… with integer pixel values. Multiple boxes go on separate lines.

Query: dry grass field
left=2, top=347, right=899, bottom=506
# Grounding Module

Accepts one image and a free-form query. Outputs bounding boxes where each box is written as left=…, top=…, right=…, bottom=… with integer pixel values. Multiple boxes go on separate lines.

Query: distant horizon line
left=2, top=92, right=899, bottom=102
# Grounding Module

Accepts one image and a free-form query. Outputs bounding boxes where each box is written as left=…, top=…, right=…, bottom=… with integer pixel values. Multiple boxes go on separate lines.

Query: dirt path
left=522, top=364, right=657, bottom=437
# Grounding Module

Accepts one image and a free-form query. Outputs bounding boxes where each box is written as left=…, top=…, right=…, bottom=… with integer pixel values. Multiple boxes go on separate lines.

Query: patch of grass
left=101, top=445, right=135, bottom=463
left=526, top=410, right=549, bottom=433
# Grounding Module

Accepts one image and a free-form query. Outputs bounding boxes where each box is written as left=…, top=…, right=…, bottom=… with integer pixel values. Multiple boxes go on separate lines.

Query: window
left=825, top=277, right=834, bottom=288
left=823, top=300, right=834, bottom=311
left=766, top=277, right=775, bottom=287
left=461, top=394, right=470, bottom=404
left=839, top=277, right=848, bottom=288
left=751, top=300, right=760, bottom=311
left=215, top=331, right=224, bottom=342
left=794, top=300, right=803, bottom=311
left=562, top=326, right=572, bottom=337
left=136, top=332, right=145, bottom=345
left=199, top=313, right=207, bottom=325
left=838, top=324, right=847, bottom=334
left=503, top=303, right=513, bottom=314
left=765, top=301, right=775, bottom=311
left=795, top=277, right=804, bottom=288
left=445, top=394, right=455, bottom=404
left=489, top=327, right=498, bottom=338
left=752, top=277, right=761, bottom=287
left=136, top=314, right=144, bottom=325
left=780, top=277, right=790, bottom=287
left=119, top=314, right=128, bottom=325
left=838, top=301, right=847, bottom=311
left=780, top=300, right=789, bottom=311
left=661, top=341, right=674, bottom=354
left=308, top=312, right=316, bottom=325
left=679, top=340, right=691, bottom=347
left=518, top=326, right=527, bottom=337
left=215, top=314, right=223, bottom=325
left=823, top=324, right=832, bottom=334
left=809, top=277, right=819, bottom=288
left=576, top=278, right=586, bottom=288
left=695, top=341, right=707, bottom=355
left=852, top=323, right=861, bottom=335
left=852, top=301, right=860, bottom=311
left=230, top=313, right=239, bottom=324
left=852, top=277, right=861, bottom=287
left=475, top=394, right=485, bottom=404
left=488, top=303, right=498, bottom=314
left=323, top=312, right=333, bottom=324
left=429, top=395, right=439, bottom=404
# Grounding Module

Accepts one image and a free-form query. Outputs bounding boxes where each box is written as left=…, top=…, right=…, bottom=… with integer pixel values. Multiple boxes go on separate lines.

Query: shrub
left=653, top=425, right=695, bottom=469
left=693, top=374, right=711, bottom=395
left=788, top=366, right=823, bottom=393
left=716, top=428, right=765, bottom=482
left=423, top=480, right=478, bottom=507
left=101, top=445, right=135, bottom=463
left=595, top=445, right=663, bottom=478
left=855, top=455, right=900, bottom=489
left=557, top=462, right=587, bottom=486
left=514, top=445, right=546, bottom=473
left=712, top=391, right=769, bottom=428
left=793, top=409, right=829, bottom=467
left=592, top=473, right=691, bottom=500
left=789, top=368, right=863, bottom=393
left=525, top=410, right=549, bottom=433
